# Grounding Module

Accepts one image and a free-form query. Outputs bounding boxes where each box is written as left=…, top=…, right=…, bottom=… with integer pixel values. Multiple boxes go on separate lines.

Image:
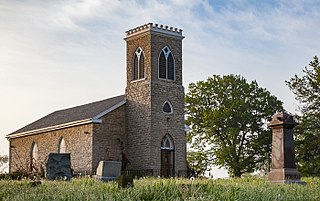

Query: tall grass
left=0, top=177, right=319, bottom=200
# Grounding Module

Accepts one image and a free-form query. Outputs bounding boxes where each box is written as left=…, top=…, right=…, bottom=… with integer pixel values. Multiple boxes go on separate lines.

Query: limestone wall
left=150, top=82, right=186, bottom=172
left=9, top=124, right=94, bottom=174
left=125, top=33, right=153, bottom=170
left=125, top=28, right=187, bottom=174
left=150, top=34, right=186, bottom=173
left=92, top=105, right=126, bottom=171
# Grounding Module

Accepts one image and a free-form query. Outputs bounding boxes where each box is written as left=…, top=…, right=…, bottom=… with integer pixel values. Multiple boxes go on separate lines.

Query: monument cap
left=268, top=111, right=297, bottom=128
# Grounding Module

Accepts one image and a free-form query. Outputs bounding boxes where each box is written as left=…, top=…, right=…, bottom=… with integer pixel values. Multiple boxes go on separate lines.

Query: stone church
left=6, top=23, right=187, bottom=177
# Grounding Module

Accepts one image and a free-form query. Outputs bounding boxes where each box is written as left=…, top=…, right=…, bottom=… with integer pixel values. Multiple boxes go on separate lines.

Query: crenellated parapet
left=125, top=23, right=183, bottom=39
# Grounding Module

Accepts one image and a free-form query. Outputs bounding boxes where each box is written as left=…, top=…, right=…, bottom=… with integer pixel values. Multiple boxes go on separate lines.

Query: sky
left=0, top=0, right=320, bottom=176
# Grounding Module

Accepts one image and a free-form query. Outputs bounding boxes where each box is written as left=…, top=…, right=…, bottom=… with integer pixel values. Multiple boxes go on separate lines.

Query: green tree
left=286, top=56, right=320, bottom=113
left=187, top=151, right=212, bottom=177
left=185, top=75, right=283, bottom=177
left=286, top=56, right=320, bottom=176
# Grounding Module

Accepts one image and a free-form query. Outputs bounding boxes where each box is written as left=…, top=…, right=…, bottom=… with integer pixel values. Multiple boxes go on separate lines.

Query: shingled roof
left=8, top=95, right=126, bottom=138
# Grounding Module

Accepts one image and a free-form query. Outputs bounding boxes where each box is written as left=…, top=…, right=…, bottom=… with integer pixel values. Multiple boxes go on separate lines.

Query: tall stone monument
left=268, top=111, right=305, bottom=184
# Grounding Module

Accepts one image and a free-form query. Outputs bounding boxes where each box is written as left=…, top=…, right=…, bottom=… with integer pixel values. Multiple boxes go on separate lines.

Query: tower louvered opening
left=133, top=54, right=139, bottom=80
left=159, top=51, right=166, bottom=79
left=167, top=53, right=174, bottom=80
left=158, top=47, right=175, bottom=80
left=132, top=47, right=145, bottom=81
left=139, top=53, right=145, bottom=79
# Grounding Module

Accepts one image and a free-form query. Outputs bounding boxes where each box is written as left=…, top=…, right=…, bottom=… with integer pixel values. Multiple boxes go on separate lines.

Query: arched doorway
left=161, top=134, right=174, bottom=177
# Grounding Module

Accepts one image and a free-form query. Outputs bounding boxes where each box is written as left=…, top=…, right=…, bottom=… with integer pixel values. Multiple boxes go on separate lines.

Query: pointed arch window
left=30, top=142, right=38, bottom=171
left=58, top=137, right=66, bottom=153
left=31, top=142, right=38, bottom=161
left=161, top=134, right=174, bottom=150
left=132, top=47, right=145, bottom=80
left=158, top=46, right=175, bottom=80
left=163, top=101, right=173, bottom=114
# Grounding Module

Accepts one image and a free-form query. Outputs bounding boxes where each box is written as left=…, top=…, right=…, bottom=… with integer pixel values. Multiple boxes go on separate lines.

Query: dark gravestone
left=268, top=111, right=305, bottom=184
left=46, top=153, right=72, bottom=180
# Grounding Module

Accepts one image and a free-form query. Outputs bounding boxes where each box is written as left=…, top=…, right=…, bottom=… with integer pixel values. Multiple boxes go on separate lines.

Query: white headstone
left=95, top=161, right=122, bottom=181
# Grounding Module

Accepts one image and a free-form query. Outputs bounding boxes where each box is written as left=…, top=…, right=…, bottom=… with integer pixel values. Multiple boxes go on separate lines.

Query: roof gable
left=8, top=95, right=126, bottom=137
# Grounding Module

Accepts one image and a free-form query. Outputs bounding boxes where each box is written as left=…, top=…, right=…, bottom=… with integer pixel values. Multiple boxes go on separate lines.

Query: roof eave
left=6, top=118, right=98, bottom=139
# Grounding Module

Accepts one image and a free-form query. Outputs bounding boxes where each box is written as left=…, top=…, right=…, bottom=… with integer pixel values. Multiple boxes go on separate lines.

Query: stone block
left=269, top=168, right=300, bottom=181
left=95, top=161, right=121, bottom=181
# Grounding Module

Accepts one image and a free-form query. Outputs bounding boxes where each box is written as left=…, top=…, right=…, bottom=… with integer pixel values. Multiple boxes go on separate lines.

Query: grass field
left=0, top=177, right=319, bottom=200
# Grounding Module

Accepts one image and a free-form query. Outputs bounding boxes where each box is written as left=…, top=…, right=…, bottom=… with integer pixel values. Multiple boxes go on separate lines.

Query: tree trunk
left=231, top=167, right=242, bottom=177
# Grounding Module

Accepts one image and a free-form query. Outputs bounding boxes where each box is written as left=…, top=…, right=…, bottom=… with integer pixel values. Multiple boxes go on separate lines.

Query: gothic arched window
left=163, top=101, right=173, bottom=114
left=158, top=46, right=175, bottom=80
left=132, top=47, right=145, bottom=80
left=58, top=137, right=66, bottom=153
left=161, top=134, right=174, bottom=150
left=30, top=142, right=38, bottom=171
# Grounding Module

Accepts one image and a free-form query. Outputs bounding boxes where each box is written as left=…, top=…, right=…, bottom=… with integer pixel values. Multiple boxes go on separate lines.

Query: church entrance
left=161, top=149, right=174, bottom=177
left=161, top=134, right=174, bottom=177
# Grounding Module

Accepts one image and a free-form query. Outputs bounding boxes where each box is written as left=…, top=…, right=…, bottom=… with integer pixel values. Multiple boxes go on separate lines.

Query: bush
left=0, top=171, right=23, bottom=180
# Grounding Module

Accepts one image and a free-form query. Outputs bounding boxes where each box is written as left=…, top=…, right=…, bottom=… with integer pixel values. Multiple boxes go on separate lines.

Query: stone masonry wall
left=125, top=29, right=186, bottom=173
left=150, top=34, right=186, bottom=173
left=92, top=105, right=126, bottom=172
left=150, top=82, right=186, bottom=172
left=9, top=124, right=94, bottom=174
left=125, top=33, right=153, bottom=169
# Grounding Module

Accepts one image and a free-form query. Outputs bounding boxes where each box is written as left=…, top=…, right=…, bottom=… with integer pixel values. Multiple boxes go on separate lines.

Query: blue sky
left=0, top=0, right=319, bottom=169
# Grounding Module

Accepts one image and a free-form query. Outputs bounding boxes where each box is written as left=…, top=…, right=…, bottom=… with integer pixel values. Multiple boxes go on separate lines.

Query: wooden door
left=161, top=149, right=174, bottom=177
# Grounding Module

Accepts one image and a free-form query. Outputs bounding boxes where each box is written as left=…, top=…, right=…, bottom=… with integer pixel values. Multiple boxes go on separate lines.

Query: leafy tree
left=286, top=56, right=320, bottom=113
left=187, top=151, right=212, bottom=177
left=185, top=75, right=283, bottom=177
left=286, top=56, right=320, bottom=176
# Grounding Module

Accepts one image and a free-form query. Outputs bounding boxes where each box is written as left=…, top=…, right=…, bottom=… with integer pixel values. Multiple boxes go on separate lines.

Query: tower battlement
left=125, top=23, right=183, bottom=38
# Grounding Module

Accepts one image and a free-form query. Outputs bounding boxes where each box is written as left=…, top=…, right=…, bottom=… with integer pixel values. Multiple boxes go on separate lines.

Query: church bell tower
left=124, top=23, right=186, bottom=176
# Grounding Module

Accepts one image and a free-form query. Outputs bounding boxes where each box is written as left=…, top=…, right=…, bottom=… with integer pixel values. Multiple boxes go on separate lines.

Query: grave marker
left=268, top=111, right=305, bottom=184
